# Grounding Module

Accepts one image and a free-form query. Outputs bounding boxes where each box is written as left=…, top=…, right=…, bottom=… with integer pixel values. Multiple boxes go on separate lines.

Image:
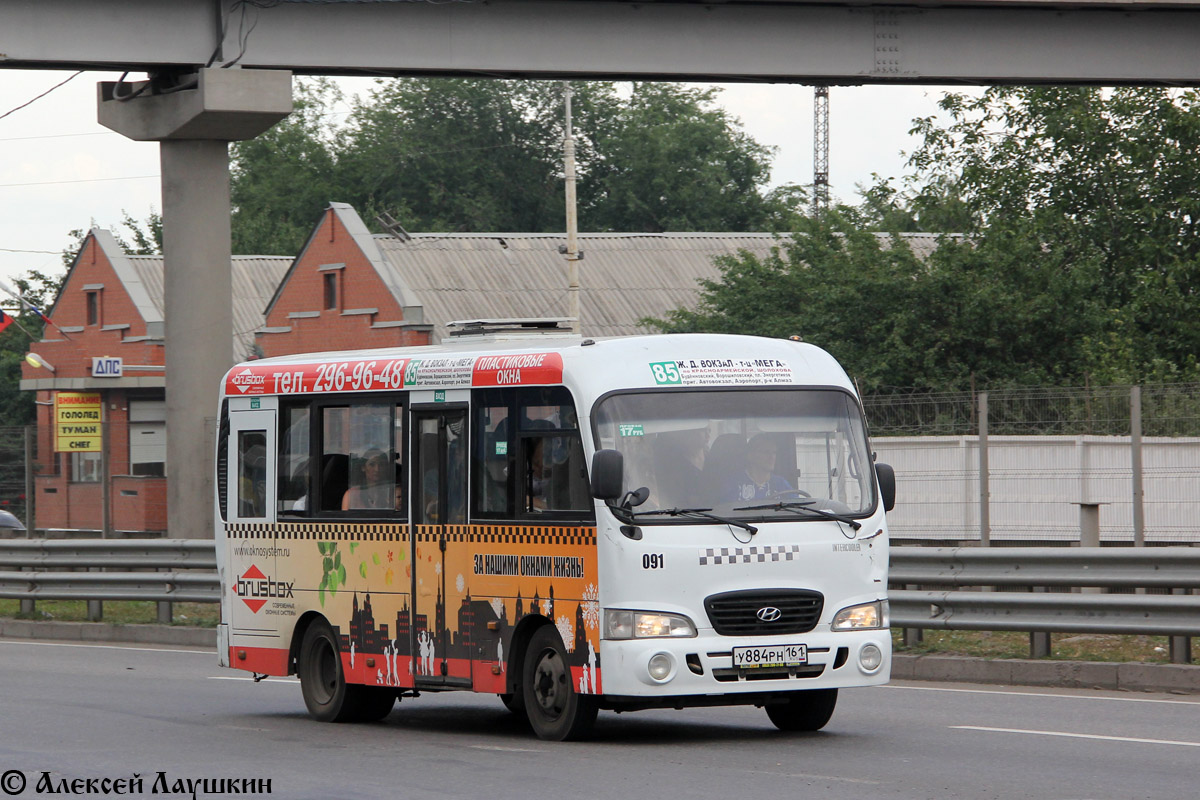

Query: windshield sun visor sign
left=226, top=352, right=565, bottom=396
left=651, top=357, right=794, bottom=386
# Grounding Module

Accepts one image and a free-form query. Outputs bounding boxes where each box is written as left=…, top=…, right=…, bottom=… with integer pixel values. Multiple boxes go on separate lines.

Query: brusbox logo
left=231, top=368, right=266, bottom=394
left=234, top=565, right=294, bottom=613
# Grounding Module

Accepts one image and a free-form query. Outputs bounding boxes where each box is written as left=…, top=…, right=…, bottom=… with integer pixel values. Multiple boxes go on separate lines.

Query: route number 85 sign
left=649, top=361, right=682, bottom=385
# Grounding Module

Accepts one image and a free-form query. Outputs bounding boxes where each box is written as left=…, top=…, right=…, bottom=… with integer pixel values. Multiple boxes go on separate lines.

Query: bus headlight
left=831, top=600, right=888, bottom=631
left=604, top=609, right=697, bottom=639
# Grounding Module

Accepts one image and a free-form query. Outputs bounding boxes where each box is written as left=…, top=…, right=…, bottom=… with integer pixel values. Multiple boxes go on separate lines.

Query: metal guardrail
left=2, top=540, right=1197, bottom=643
left=0, top=539, right=219, bottom=603
left=890, top=547, right=1200, bottom=637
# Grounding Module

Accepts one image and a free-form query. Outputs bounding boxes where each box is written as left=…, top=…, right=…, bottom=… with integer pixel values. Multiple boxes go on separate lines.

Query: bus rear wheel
left=298, top=619, right=395, bottom=722
left=765, top=688, right=838, bottom=732
left=522, top=626, right=597, bottom=741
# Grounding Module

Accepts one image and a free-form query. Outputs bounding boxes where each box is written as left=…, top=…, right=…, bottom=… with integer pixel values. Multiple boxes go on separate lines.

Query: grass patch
left=0, top=599, right=219, bottom=627
left=892, top=628, right=1177, bottom=663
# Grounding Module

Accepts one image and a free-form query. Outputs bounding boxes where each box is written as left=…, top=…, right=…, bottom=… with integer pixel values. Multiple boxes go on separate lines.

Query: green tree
left=228, top=78, right=800, bottom=254
left=905, top=86, right=1200, bottom=383
left=0, top=270, right=64, bottom=425
left=651, top=208, right=1094, bottom=392
left=335, top=78, right=571, bottom=233
left=62, top=210, right=162, bottom=267
left=231, top=78, right=342, bottom=256
left=580, top=82, right=802, bottom=232
left=658, top=87, right=1200, bottom=390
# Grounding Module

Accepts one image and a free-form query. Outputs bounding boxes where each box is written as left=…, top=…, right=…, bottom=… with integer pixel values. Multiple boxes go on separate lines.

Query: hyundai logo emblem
left=756, top=606, right=782, bottom=622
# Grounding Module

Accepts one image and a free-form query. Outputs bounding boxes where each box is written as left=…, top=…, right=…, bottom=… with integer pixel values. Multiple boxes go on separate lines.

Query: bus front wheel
left=765, top=688, right=837, bottom=732
left=298, top=619, right=395, bottom=722
left=522, top=626, right=597, bottom=740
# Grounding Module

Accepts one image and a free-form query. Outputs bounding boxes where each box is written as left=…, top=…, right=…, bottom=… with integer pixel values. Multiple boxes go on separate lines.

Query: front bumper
left=598, top=627, right=890, bottom=700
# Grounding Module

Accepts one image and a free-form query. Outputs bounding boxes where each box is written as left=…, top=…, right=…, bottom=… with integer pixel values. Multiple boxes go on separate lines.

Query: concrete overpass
left=5, top=0, right=1200, bottom=85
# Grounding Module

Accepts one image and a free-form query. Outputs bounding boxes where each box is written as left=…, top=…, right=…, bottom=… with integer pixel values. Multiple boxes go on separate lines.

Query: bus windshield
left=593, top=388, right=875, bottom=521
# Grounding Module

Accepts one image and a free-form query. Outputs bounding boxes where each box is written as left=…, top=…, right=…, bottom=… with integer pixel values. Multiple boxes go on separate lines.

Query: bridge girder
left=4, top=0, right=1200, bottom=85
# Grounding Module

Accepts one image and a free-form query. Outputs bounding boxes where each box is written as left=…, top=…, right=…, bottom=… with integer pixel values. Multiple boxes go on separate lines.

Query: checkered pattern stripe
left=413, top=524, right=596, bottom=546
left=225, top=522, right=409, bottom=542
left=225, top=521, right=596, bottom=546
left=698, top=544, right=801, bottom=565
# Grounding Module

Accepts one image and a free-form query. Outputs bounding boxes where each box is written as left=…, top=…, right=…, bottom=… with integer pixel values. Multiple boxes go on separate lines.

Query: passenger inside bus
left=342, top=449, right=396, bottom=511
left=724, top=433, right=792, bottom=502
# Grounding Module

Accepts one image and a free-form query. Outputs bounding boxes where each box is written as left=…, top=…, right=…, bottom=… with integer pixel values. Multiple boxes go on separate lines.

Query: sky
left=0, top=69, right=964, bottom=292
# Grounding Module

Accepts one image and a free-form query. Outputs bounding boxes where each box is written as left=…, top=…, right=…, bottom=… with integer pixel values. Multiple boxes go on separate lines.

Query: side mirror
left=590, top=449, right=624, bottom=501
left=875, top=462, right=896, bottom=512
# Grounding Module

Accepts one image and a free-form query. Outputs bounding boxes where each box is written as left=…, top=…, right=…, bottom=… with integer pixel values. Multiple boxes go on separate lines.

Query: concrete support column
left=161, top=140, right=233, bottom=539
left=99, top=68, right=291, bottom=540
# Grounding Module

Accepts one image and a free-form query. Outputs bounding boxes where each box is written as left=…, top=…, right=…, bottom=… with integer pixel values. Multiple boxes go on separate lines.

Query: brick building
left=19, top=230, right=291, bottom=533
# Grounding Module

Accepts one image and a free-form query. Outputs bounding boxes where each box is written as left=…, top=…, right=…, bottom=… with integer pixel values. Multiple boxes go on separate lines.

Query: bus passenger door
left=225, top=409, right=281, bottom=663
left=410, top=408, right=467, bottom=686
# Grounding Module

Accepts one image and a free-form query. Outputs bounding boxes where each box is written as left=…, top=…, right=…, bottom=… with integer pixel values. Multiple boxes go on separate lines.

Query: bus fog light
left=647, top=652, right=675, bottom=682
left=859, top=643, right=883, bottom=673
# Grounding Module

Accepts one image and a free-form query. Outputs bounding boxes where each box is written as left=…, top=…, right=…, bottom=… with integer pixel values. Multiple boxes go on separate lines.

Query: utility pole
left=563, top=82, right=582, bottom=334
left=812, top=85, right=830, bottom=218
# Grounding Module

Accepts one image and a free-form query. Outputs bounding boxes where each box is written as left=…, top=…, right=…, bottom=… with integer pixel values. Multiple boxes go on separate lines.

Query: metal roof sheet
left=372, top=231, right=952, bottom=343
left=126, top=255, right=292, bottom=359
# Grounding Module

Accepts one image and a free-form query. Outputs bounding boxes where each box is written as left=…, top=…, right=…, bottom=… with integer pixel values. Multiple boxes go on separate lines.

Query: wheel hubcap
left=532, top=648, right=567, bottom=718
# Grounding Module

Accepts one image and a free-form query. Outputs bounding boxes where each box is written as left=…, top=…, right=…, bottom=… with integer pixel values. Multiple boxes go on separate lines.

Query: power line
left=0, top=132, right=109, bottom=143
left=0, top=175, right=159, bottom=189
left=0, top=248, right=61, bottom=255
left=0, top=71, right=84, bottom=122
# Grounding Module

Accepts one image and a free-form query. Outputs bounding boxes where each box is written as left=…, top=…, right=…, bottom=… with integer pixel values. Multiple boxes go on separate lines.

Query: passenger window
left=475, top=398, right=513, bottom=516
left=473, top=387, right=590, bottom=519
left=278, top=404, right=311, bottom=515
left=238, top=431, right=268, bottom=518
left=519, top=388, right=589, bottom=515
left=341, top=403, right=399, bottom=512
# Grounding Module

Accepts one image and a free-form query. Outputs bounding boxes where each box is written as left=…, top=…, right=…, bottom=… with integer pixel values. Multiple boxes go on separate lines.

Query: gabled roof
left=52, top=227, right=291, bottom=359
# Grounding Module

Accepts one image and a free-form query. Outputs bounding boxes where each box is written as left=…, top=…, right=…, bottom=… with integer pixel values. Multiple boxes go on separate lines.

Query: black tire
left=298, top=619, right=396, bottom=722
left=765, top=688, right=838, bottom=732
left=500, top=691, right=526, bottom=717
left=522, top=626, right=597, bottom=741
left=355, top=686, right=399, bottom=722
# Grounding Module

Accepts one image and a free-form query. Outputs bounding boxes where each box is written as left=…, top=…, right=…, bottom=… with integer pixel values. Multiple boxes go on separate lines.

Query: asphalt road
left=0, top=638, right=1196, bottom=800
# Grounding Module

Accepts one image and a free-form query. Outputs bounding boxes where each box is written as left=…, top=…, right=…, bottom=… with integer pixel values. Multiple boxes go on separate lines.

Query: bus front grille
left=703, top=589, right=824, bottom=636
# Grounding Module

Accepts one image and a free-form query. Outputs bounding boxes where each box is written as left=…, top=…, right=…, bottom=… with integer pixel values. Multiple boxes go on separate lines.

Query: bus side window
left=473, top=391, right=514, bottom=518
left=238, top=431, right=268, bottom=518
left=278, top=403, right=312, bottom=515
left=320, top=407, right=350, bottom=511
left=518, top=388, right=589, bottom=516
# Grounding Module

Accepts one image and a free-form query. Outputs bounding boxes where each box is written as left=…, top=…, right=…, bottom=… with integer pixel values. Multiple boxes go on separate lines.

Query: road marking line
left=952, top=725, right=1200, bottom=748
left=881, top=684, right=1200, bottom=706
left=207, top=676, right=299, bottom=684
left=0, top=640, right=210, bottom=655
left=469, top=745, right=543, bottom=753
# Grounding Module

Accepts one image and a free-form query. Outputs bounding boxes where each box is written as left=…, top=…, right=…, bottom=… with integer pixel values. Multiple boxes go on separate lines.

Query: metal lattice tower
left=812, top=85, right=830, bottom=217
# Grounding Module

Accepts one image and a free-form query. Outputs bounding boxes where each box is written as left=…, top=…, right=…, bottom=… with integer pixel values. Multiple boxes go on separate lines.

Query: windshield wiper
left=733, top=500, right=862, bottom=531
left=630, top=507, right=758, bottom=535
